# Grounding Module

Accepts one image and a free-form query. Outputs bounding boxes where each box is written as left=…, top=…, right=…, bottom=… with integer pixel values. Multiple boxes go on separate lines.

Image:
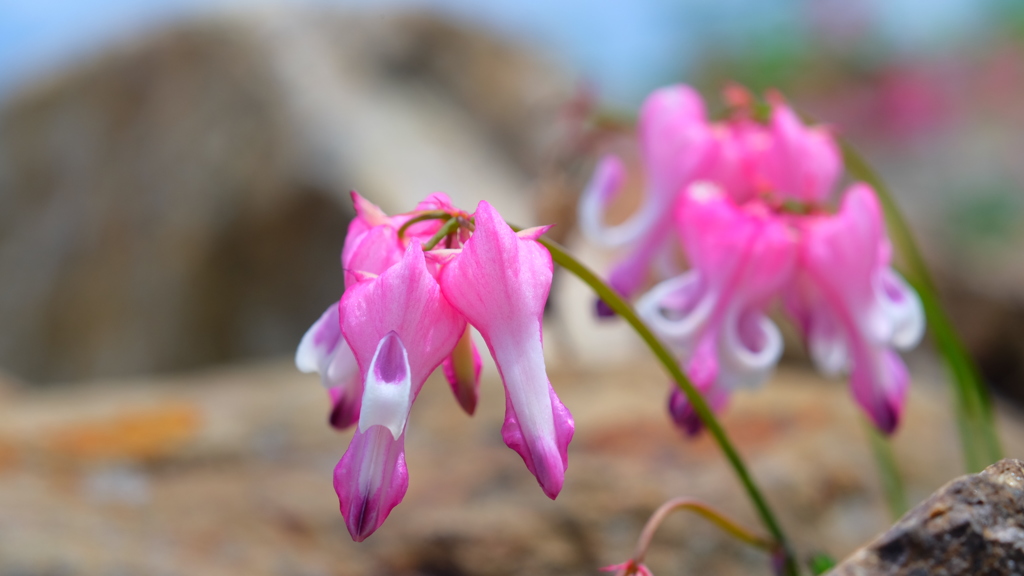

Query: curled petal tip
left=579, top=155, right=640, bottom=247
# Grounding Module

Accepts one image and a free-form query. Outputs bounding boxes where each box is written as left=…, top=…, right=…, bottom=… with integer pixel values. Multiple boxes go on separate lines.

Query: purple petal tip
left=595, top=298, right=617, bottom=318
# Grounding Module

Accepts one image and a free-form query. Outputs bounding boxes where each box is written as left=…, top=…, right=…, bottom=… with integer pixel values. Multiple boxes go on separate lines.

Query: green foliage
left=808, top=553, right=837, bottom=575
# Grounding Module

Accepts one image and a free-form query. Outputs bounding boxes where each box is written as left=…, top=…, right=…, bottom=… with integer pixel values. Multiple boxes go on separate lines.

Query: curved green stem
left=422, top=218, right=460, bottom=251
left=840, top=142, right=1002, bottom=472
left=397, top=210, right=451, bottom=238
left=533, top=234, right=801, bottom=576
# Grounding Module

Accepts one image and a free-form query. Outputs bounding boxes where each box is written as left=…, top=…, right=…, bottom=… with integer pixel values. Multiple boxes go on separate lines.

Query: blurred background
left=1, top=1, right=1023, bottom=574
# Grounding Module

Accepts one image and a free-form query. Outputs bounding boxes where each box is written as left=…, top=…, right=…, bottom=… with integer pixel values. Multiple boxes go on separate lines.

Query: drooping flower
left=786, top=184, right=923, bottom=433
left=439, top=202, right=573, bottom=499
left=336, top=242, right=465, bottom=541
left=635, top=182, right=797, bottom=433
left=297, top=193, right=574, bottom=541
left=588, top=84, right=924, bottom=435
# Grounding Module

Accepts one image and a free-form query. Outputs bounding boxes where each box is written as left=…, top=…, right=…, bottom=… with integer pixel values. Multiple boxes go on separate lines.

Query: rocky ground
left=0, top=353, right=1021, bottom=576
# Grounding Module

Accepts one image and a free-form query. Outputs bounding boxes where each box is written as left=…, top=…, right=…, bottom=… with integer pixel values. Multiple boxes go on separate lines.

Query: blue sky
left=0, top=0, right=1000, bottom=106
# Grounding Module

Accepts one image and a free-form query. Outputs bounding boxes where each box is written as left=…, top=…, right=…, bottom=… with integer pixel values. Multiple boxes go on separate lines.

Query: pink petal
left=334, top=426, right=408, bottom=541
left=605, top=216, right=677, bottom=300
left=500, top=385, right=575, bottom=499
left=851, top=349, right=909, bottom=434
left=439, top=201, right=574, bottom=498
left=341, top=242, right=465, bottom=395
left=334, top=242, right=466, bottom=539
left=442, top=326, right=483, bottom=415
left=639, top=85, right=714, bottom=203
left=516, top=224, right=553, bottom=242
left=796, top=183, right=923, bottom=434
left=343, top=225, right=405, bottom=289
left=637, top=183, right=795, bottom=390
left=601, top=561, right=654, bottom=576
left=751, top=97, right=841, bottom=203
left=579, top=85, right=714, bottom=295
left=391, top=192, right=457, bottom=241
left=667, top=339, right=729, bottom=436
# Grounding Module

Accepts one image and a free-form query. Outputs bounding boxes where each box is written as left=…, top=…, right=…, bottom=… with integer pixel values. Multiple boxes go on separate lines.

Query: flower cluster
left=297, top=193, right=573, bottom=541
left=581, top=85, right=924, bottom=435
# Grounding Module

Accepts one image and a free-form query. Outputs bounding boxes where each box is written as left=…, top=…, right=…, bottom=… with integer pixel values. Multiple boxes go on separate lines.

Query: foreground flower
left=602, top=560, right=653, bottom=576
left=298, top=193, right=574, bottom=540
left=586, top=85, right=924, bottom=434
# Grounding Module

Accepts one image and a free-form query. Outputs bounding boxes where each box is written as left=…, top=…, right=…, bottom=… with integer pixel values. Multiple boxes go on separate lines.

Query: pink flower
left=579, top=86, right=715, bottom=302
left=336, top=243, right=465, bottom=541
left=592, top=85, right=923, bottom=435
left=297, top=194, right=574, bottom=540
left=748, top=93, right=841, bottom=204
left=636, top=182, right=797, bottom=430
left=439, top=202, right=574, bottom=499
left=787, top=184, right=923, bottom=433
left=601, top=560, right=654, bottom=576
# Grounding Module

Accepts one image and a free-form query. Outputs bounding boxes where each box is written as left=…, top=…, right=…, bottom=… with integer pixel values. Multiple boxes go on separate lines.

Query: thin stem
left=397, top=210, right=451, bottom=238
left=422, top=218, right=460, bottom=251
left=533, top=234, right=801, bottom=576
left=863, top=419, right=908, bottom=520
left=632, top=498, right=775, bottom=565
left=840, top=141, right=1002, bottom=472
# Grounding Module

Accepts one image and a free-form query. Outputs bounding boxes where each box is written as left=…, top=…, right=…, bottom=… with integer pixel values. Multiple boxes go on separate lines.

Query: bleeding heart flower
left=590, top=85, right=923, bottom=436
left=298, top=194, right=573, bottom=541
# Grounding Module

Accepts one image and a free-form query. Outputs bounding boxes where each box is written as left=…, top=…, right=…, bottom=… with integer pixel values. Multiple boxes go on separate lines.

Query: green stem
left=534, top=235, right=801, bottom=576
left=840, top=142, right=1002, bottom=472
left=422, top=218, right=460, bottom=251
left=863, top=419, right=908, bottom=520
left=397, top=210, right=451, bottom=238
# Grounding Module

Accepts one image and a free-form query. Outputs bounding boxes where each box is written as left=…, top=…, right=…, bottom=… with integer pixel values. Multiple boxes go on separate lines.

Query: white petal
left=324, top=340, right=359, bottom=389
left=296, top=303, right=341, bottom=374
left=874, top=268, right=925, bottom=350
left=635, top=272, right=714, bottom=355
left=808, top=309, right=850, bottom=377
left=358, top=332, right=413, bottom=440
left=718, top=308, right=783, bottom=389
left=579, top=155, right=663, bottom=248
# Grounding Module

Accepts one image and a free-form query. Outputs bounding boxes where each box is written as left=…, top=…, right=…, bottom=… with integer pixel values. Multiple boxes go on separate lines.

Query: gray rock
left=829, top=459, right=1024, bottom=576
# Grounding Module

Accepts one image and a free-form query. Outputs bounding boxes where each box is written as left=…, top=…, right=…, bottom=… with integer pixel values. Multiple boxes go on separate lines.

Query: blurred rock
left=2, top=358, right=1024, bottom=575
left=0, top=7, right=569, bottom=383
left=829, top=458, right=1024, bottom=576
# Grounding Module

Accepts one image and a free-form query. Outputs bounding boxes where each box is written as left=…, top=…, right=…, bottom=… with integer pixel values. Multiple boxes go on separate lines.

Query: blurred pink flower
left=298, top=194, right=573, bottom=541
left=588, top=85, right=923, bottom=435
left=601, top=560, right=654, bottom=576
